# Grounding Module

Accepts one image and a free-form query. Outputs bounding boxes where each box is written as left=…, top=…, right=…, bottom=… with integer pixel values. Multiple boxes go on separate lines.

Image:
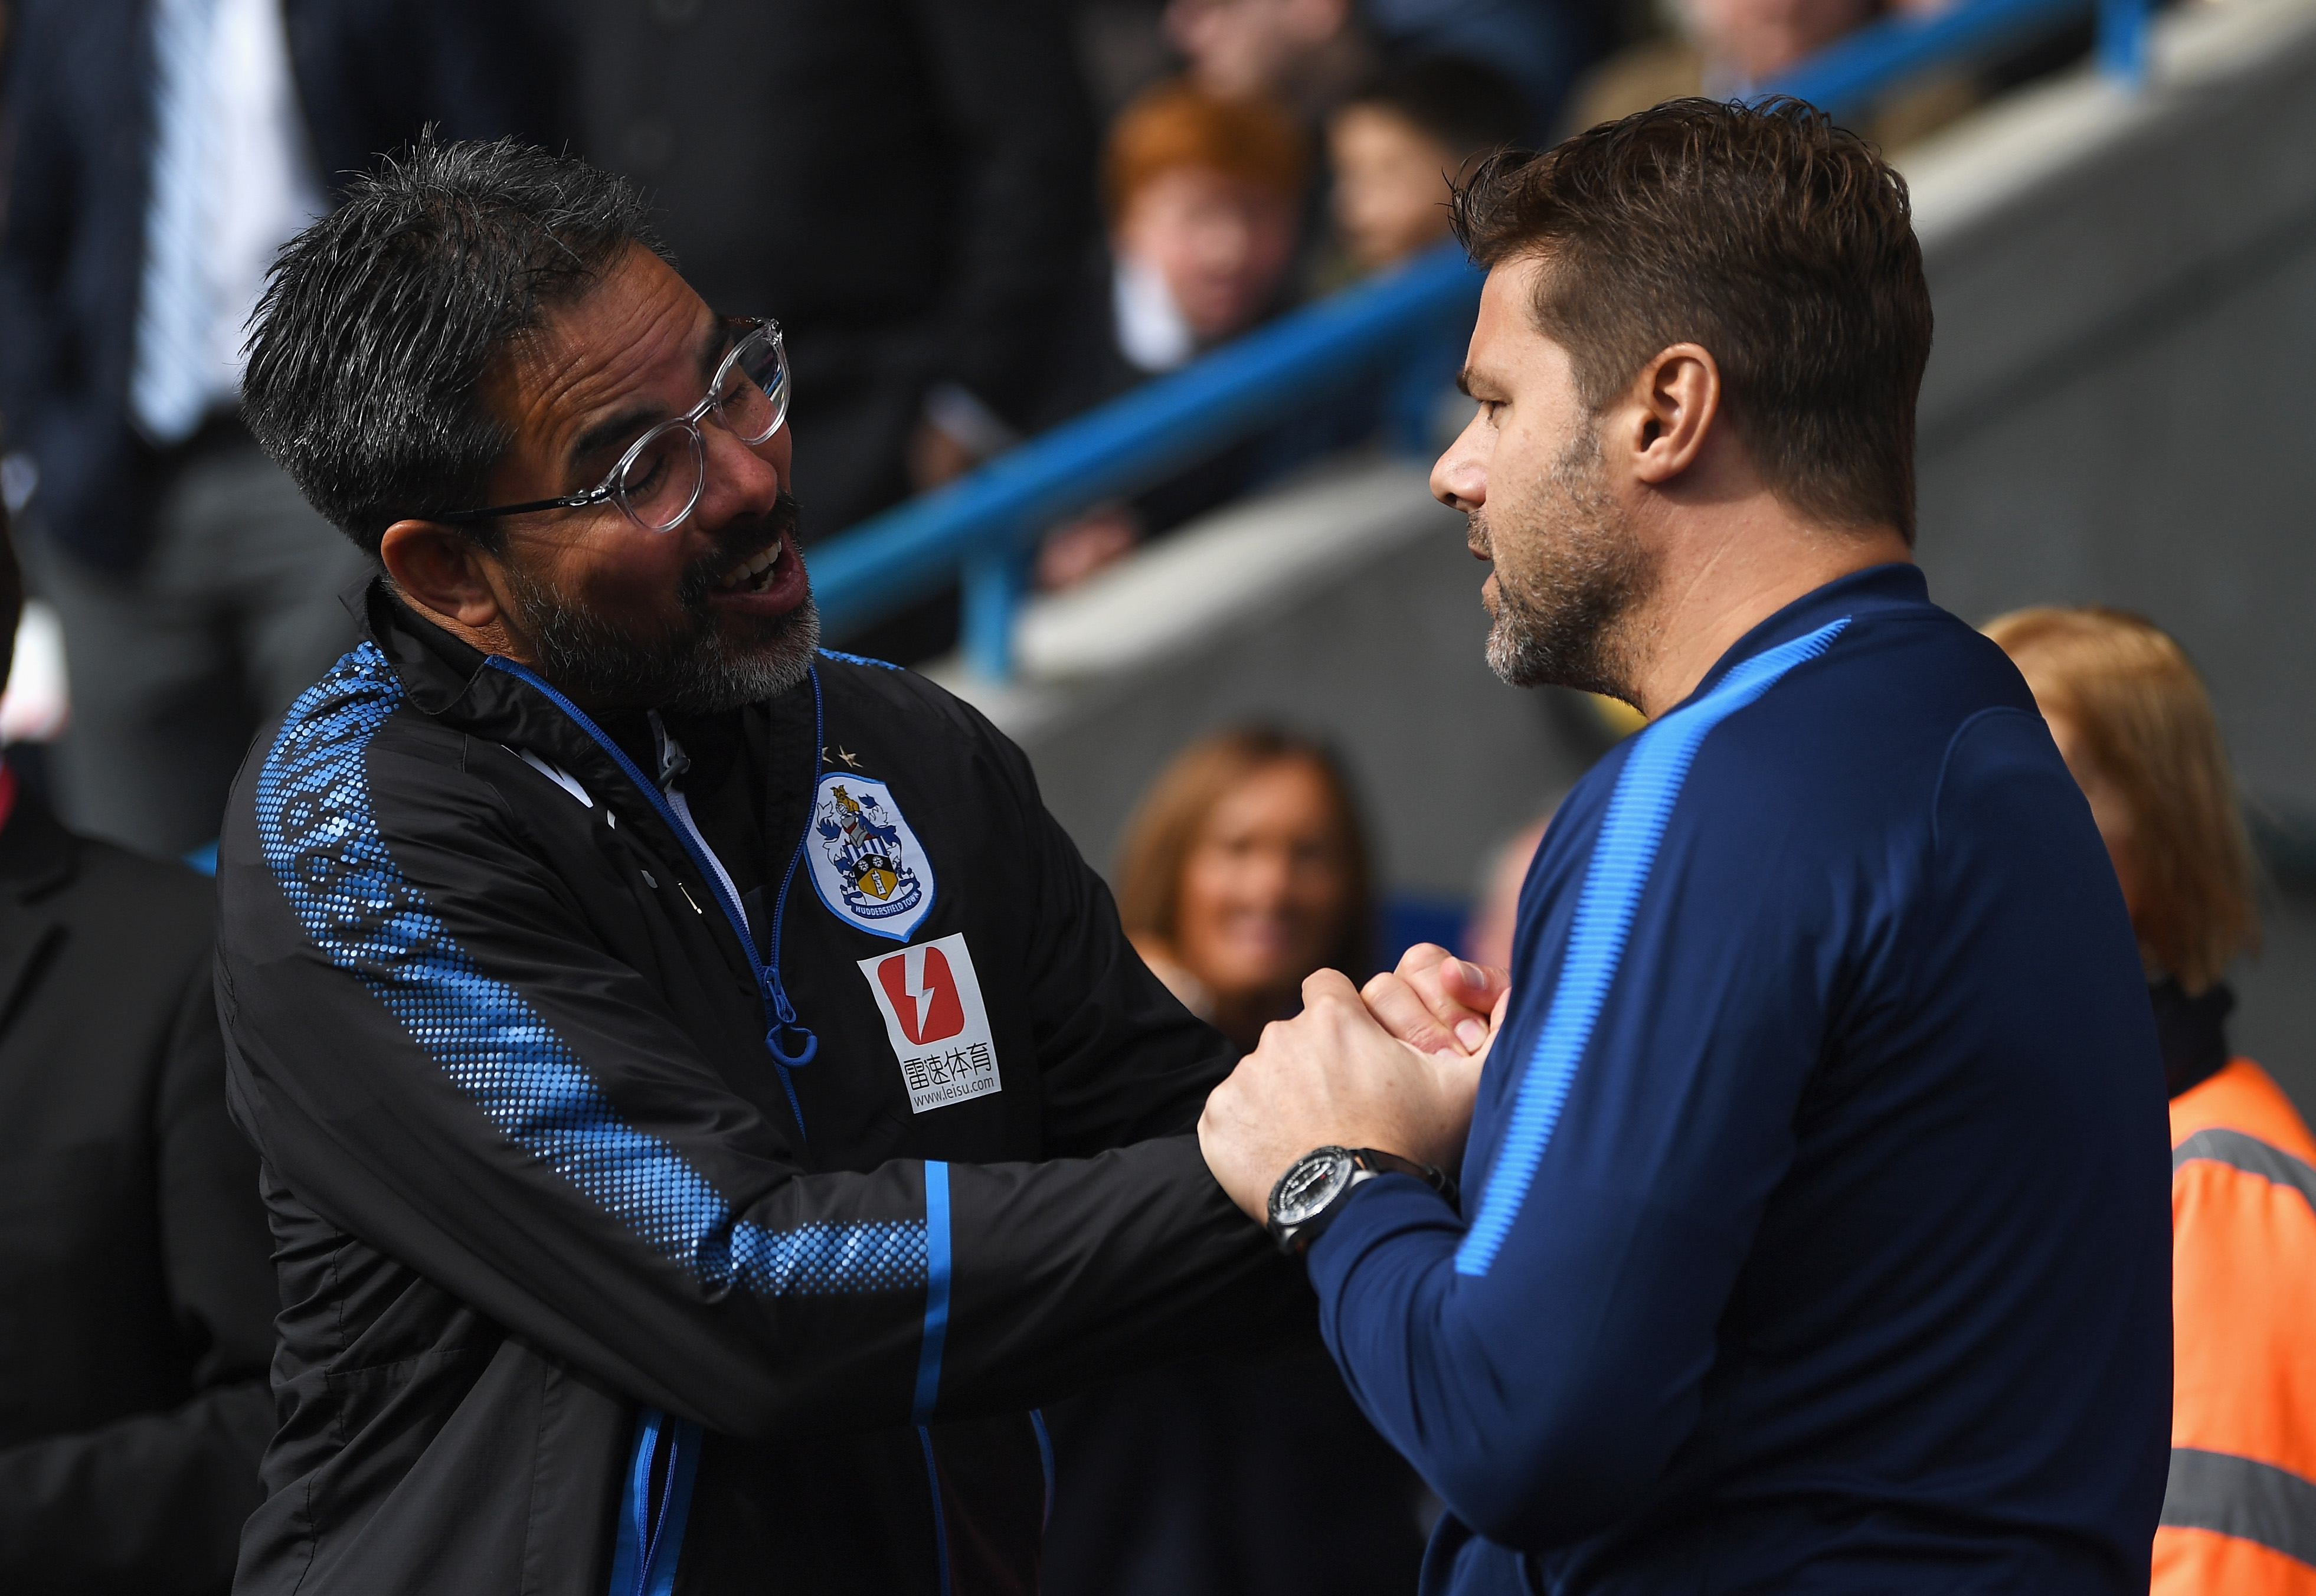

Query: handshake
left=1197, top=944, right=1512, bottom=1223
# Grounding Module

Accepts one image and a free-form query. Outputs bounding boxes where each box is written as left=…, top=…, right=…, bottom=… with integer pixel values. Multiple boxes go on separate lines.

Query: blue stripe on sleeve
left=254, top=644, right=925, bottom=1299
left=912, top=1160, right=953, bottom=1423
left=1455, top=619, right=1851, bottom=1276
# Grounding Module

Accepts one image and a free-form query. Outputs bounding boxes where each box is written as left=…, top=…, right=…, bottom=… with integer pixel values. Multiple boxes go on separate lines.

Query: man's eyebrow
left=696, top=316, right=732, bottom=382
left=568, top=405, right=661, bottom=474
left=562, top=316, right=730, bottom=477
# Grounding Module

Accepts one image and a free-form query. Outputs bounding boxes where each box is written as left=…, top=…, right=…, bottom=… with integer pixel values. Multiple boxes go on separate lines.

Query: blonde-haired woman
left=1042, top=727, right=1422, bottom=1596
left=1113, top=726, right=1370, bottom=1052
left=1987, top=606, right=2315, bottom=1596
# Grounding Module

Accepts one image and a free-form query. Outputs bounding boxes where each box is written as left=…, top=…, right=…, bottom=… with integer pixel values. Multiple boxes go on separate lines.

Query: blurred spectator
left=1463, top=808, right=1550, bottom=969
left=0, top=0, right=562, bottom=857
left=1167, top=0, right=1600, bottom=135
left=1116, top=725, right=1370, bottom=1045
left=1169, top=0, right=1381, bottom=118
left=562, top=0, right=1094, bottom=526
left=1326, top=56, right=1527, bottom=274
left=1035, top=80, right=1314, bottom=588
left=1110, top=82, right=1309, bottom=367
left=1562, top=0, right=1974, bottom=147
left=1987, top=605, right=2316, bottom=1596
left=1042, top=725, right=1424, bottom=1596
left=0, top=495, right=277, bottom=1594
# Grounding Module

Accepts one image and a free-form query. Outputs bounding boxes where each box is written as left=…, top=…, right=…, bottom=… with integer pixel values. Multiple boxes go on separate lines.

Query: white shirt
left=133, top=0, right=325, bottom=438
left=1111, top=253, right=1196, bottom=375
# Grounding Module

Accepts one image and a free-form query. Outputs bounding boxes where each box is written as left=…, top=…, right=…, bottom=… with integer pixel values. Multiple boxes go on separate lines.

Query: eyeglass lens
left=614, top=326, right=789, bottom=531
left=617, top=426, right=708, bottom=532
left=714, top=327, right=789, bottom=447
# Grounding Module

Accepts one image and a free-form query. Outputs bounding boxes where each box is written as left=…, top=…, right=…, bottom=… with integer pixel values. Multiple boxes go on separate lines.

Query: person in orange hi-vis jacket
left=1990, top=605, right=2316, bottom=1594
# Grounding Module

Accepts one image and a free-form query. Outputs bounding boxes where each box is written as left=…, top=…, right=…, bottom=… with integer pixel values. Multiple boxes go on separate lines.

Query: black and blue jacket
left=215, top=583, right=1304, bottom=1595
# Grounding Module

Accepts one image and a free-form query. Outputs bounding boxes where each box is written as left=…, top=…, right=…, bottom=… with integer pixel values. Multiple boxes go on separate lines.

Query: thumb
left=1447, top=957, right=1513, bottom=1010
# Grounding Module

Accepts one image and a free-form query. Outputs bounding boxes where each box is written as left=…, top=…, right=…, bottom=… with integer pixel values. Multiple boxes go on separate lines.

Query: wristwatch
left=1265, top=1146, right=1458, bottom=1257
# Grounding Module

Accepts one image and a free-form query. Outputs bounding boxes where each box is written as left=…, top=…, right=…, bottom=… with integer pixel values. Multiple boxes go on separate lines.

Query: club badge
left=807, top=774, right=934, bottom=940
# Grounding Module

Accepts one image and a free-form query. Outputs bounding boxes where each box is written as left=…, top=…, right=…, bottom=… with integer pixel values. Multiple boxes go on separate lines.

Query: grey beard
left=1479, top=425, right=1656, bottom=705
left=505, top=566, right=822, bottom=715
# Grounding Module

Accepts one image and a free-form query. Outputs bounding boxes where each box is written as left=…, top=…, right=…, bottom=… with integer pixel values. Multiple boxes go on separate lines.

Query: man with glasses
left=215, top=137, right=1311, bottom=1596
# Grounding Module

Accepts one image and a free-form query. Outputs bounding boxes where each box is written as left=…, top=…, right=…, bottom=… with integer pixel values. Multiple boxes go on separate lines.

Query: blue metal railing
left=811, top=243, right=1483, bottom=674
left=812, top=0, right=2154, bottom=678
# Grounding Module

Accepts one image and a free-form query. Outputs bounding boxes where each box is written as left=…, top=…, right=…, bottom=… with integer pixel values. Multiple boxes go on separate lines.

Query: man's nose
left=1431, top=416, right=1489, bottom=511
left=696, top=419, right=785, bottom=523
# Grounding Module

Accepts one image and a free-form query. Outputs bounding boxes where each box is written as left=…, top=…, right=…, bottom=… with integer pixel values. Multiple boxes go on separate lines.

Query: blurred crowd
left=0, top=0, right=2074, bottom=866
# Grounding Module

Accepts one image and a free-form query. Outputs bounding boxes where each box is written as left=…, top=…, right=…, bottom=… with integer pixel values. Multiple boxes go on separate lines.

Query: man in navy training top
left=1199, top=97, right=2174, bottom=1595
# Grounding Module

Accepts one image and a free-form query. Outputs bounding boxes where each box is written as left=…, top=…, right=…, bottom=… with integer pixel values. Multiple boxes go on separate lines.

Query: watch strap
left=1268, top=1146, right=1459, bottom=1257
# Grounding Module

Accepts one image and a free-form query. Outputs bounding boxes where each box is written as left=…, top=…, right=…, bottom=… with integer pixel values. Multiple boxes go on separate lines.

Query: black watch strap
left=1266, top=1146, right=1459, bottom=1257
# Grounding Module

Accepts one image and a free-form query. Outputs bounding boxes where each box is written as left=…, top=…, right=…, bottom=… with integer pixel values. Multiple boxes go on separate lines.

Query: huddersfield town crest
left=806, top=774, right=934, bottom=940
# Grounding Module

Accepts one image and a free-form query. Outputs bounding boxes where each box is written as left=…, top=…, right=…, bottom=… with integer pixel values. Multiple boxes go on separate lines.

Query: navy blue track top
left=1309, top=564, right=2174, bottom=1594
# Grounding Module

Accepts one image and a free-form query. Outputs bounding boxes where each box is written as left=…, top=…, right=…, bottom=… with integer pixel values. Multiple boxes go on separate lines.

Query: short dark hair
left=1450, top=98, right=1932, bottom=541
left=242, top=135, right=669, bottom=557
left=1345, top=56, right=1527, bottom=161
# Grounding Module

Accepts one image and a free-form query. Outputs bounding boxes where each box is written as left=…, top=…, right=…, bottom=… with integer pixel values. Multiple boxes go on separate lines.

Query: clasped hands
left=1198, top=944, right=1511, bottom=1222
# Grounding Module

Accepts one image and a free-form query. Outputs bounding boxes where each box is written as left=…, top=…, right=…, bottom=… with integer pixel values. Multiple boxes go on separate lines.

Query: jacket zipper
left=481, top=656, right=822, bottom=1140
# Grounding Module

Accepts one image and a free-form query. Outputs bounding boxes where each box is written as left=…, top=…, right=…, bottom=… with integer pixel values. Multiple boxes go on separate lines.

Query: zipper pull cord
left=763, top=665, right=823, bottom=1067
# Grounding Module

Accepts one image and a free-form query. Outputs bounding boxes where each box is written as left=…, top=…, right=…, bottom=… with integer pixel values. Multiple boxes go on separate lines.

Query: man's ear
left=1616, top=342, right=1722, bottom=488
left=378, top=519, right=505, bottom=632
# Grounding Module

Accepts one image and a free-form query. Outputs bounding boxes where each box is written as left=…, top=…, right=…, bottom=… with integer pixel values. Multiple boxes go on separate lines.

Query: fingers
left=1301, top=967, right=1366, bottom=1007
left=1375, top=946, right=1510, bottom=1056
left=1437, top=956, right=1513, bottom=1012
left=1393, top=942, right=1458, bottom=978
left=1360, top=970, right=1462, bottom=1055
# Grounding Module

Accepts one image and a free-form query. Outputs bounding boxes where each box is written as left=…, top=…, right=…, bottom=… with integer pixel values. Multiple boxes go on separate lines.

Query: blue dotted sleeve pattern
left=253, top=644, right=925, bottom=1299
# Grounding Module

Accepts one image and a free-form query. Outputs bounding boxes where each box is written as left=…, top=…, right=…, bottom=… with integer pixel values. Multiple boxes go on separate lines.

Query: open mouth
left=712, top=540, right=786, bottom=595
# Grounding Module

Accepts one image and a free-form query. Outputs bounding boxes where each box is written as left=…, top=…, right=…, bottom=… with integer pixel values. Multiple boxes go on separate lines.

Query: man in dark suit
left=0, top=495, right=279, bottom=1594
left=0, top=0, right=564, bottom=856
left=561, top=0, right=1095, bottom=643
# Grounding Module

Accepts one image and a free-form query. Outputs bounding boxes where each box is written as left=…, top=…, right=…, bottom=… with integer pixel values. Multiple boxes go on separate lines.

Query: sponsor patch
left=858, top=934, right=1003, bottom=1114
left=807, top=774, right=934, bottom=941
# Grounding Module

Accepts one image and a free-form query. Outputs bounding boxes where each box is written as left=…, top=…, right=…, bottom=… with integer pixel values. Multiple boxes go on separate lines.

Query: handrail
left=810, top=242, right=1483, bottom=672
left=810, top=0, right=2152, bottom=678
left=1772, top=0, right=2135, bottom=113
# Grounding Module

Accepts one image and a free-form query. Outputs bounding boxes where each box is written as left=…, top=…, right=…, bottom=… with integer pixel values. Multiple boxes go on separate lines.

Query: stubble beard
left=503, top=492, right=823, bottom=714
left=1476, top=423, right=1657, bottom=706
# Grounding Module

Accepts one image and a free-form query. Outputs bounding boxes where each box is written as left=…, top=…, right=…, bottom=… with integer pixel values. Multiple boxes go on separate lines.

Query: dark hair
left=241, top=134, right=669, bottom=557
left=1114, top=726, right=1373, bottom=979
left=1345, top=56, right=1527, bottom=161
left=1450, top=97, right=1932, bottom=541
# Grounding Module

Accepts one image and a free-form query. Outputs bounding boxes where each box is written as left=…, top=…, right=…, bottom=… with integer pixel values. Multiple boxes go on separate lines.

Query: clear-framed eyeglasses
left=437, top=317, right=789, bottom=534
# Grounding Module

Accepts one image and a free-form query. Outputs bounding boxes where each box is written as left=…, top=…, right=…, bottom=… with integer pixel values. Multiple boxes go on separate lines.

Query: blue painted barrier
left=810, top=243, right=1486, bottom=673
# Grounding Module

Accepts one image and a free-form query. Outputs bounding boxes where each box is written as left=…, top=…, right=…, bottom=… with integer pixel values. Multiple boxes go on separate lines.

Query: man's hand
left=1199, top=970, right=1504, bottom=1222
left=1362, top=943, right=1510, bottom=1057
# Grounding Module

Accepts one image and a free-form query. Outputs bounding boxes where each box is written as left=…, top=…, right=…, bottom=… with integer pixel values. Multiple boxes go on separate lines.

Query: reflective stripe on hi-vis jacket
left=2157, top=1059, right=2316, bottom=1595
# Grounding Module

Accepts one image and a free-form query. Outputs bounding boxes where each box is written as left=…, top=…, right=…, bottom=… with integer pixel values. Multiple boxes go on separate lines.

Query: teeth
left=717, top=543, right=783, bottom=592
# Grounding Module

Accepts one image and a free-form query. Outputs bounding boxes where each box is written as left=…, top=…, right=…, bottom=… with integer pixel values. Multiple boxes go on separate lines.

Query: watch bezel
left=1268, top=1145, right=1357, bottom=1230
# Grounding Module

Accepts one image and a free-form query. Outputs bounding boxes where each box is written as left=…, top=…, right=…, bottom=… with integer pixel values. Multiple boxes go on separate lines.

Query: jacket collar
left=0, top=794, right=80, bottom=1031
left=0, top=789, right=82, bottom=901
left=1673, top=562, right=1929, bottom=714
left=351, top=576, right=810, bottom=870
left=2151, top=977, right=2232, bottom=1098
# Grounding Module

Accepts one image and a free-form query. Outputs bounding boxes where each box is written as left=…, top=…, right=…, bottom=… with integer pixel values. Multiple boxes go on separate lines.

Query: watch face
left=1272, top=1147, right=1356, bottom=1228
